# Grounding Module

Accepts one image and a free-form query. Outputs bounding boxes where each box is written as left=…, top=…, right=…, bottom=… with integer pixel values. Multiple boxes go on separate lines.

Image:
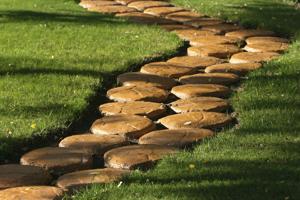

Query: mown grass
left=70, top=0, right=300, bottom=199
left=0, top=0, right=182, bottom=162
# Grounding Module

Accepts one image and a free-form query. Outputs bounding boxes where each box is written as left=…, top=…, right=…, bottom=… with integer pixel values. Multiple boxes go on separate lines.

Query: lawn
left=0, top=0, right=182, bottom=162
left=70, top=0, right=300, bottom=199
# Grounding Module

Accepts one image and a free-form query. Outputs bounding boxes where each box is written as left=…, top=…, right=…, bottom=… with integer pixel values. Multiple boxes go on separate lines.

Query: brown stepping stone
left=160, top=24, right=195, bottom=31
left=170, top=97, right=230, bottom=113
left=230, top=52, right=280, bottom=63
left=158, top=111, right=233, bottom=129
left=104, top=144, right=177, bottom=169
left=117, top=0, right=168, bottom=5
left=127, top=1, right=172, bottom=11
left=173, top=29, right=216, bottom=41
left=140, top=62, right=197, bottom=78
left=90, top=114, right=155, bottom=139
left=246, top=36, right=289, bottom=45
left=201, top=23, right=242, bottom=34
left=79, top=0, right=120, bottom=8
left=185, top=18, right=224, bottom=28
left=171, top=84, right=231, bottom=99
left=20, top=147, right=93, bottom=175
left=205, top=63, right=262, bottom=75
left=99, top=101, right=166, bottom=119
left=0, top=164, right=52, bottom=190
left=88, top=5, right=137, bottom=14
left=165, top=11, right=205, bottom=22
left=188, top=45, right=241, bottom=58
left=139, top=128, right=214, bottom=147
left=179, top=73, right=239, bottom=85
left=167, top=56, right=224, bottom=69
left=107, top=85, right=169, bottom=102
left=225, top=29, right=275, bottom=39
left=0, top=186, right=64, bottom=200
left=117, top=72, right=176, bottom=89
left=144, top=6, right=186, bottom=17
left=59, top=134, right=128, bottom=155
left=189, top=35, right=242, bottom=47
left=244, top=42, right=289, bottom=53
left=56, top=168, right=130, bottom=191
left=116, top=12, right=175, bottom=25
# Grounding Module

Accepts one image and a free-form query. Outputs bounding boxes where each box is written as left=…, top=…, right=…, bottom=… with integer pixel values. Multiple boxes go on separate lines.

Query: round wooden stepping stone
left=59, top=134, right=128, bottom=155
left=190, top=35, right=242, bottom=47
left=56, top=168, right=130, bottom=191
left=0, top=164, right=52, bottom=190
left=0, top=186, right=64, bottom=200
left=140, top=62, right=196, bottom=78
left=179, top=73, right=239, bottom=85
left=117, top=72, right=176, bottom=89
left=246, top=36, right=289, bottom=45
left=171, top=84, right=231, bottom=99
left=144, top=6, right=186, bottom=17
left=185, top=18, right=224, bottom=28
left=107, top=85, right=169, bottom=102
left=90, top=114, right=155, bottom=139
left=173, top=29, right=216, bottom=41
left=170, top=97, right=230, bottom=113
left=116, top=12, right=175, bottom=25
left=225, top=29, right=275, bottom=39
left=188, top=45, right=241, bottom=58
left=79, top=1, right=120, bottom=9
left=167, top=56, right=223, bottom=69
left=244, top=42, right=289, bottom=53
left=99, top=101, right=166, bottom=119
left=158, top=111, right=233, bottom=129
left=138, top=128, right=214, bottom=147
left=165, top=11, right=205, bottom=22
left=104, top=144, right=177, bottom=169
left=230, top=52, right=280, bottom=63
left=20, top=147, right=93, bottom=175
left=205, top=62, right=262, bottom=75
left=160, top=24, right=195, bottom=31
left=88, top=5, right=137, bottom=14
left=201, top=23, right=242, bottom=34
left=127, top=1, right=172, bottom=11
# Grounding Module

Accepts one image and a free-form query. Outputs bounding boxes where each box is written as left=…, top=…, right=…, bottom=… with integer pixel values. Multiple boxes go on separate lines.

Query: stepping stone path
left=3, top=0, right=289, bottom=197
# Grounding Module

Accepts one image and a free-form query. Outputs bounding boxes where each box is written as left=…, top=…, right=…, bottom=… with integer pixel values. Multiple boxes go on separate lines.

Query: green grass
left=0, top=0, right=182, bottom=162
left=70, top=0, right=300, bottom=199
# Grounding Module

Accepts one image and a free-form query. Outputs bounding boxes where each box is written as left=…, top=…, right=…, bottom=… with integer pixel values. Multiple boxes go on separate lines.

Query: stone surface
left=185, top=18, right=224, bottom=28
left=201, top=23, right=242, bottom=34
left=179, top=72, right=239, bottom=85
left=99, top=101, right=166, bottom=119
left=90, top=114, right=155, bottom=139
left=160, top=24, right=195, bottom=31
left=107, top=85, right=169, bottom=102
left=167, top=56, right=223, bottom=69
left=173, top=29, right=216, bottom=41
left=116, top=12, right=175, bottom=25
left=140, top=62, right=196, bottom=78
left=79, top=0, right=119, bottom=8
left=88, top=5, right=137, bottom=14
left=244, top=42, right=289, bottom=53
left=230, top=52, right=280, bottom=63
left=59, top=134, right=128, bottom=155
left=188, top=45, right=241, bottom=58
left=104, top=144, right=177, bottom=169
left=158, top=111, right=233, bottom=129
left=171, top=84, right=231, bottom=99
left=116, top=0, right=143, bottom=5
left=246, top=36, right=289, bottom=44
left=56, top=168, right=130, bottom=191
left=225, top=29, right=275, bottom=39
left=117, top=72, right=176, bottom=89
left=20, top=147, right=93, bottom=175
left=205, top=62, right=262, bottom=75
left=139, top=128, right=214, bottom=147
left=0, top=164, right=52, bottom=190
left=165, top=11, right=205, bottom=22
left=170, top=97, right=230, bottom=113
left=189, top=35, right=242, bottom=46
left=127, top=1, right=171, bottom=11
left=0, top=186, right=64, bottom=200
left=144, top=6, right=186, bottom=17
